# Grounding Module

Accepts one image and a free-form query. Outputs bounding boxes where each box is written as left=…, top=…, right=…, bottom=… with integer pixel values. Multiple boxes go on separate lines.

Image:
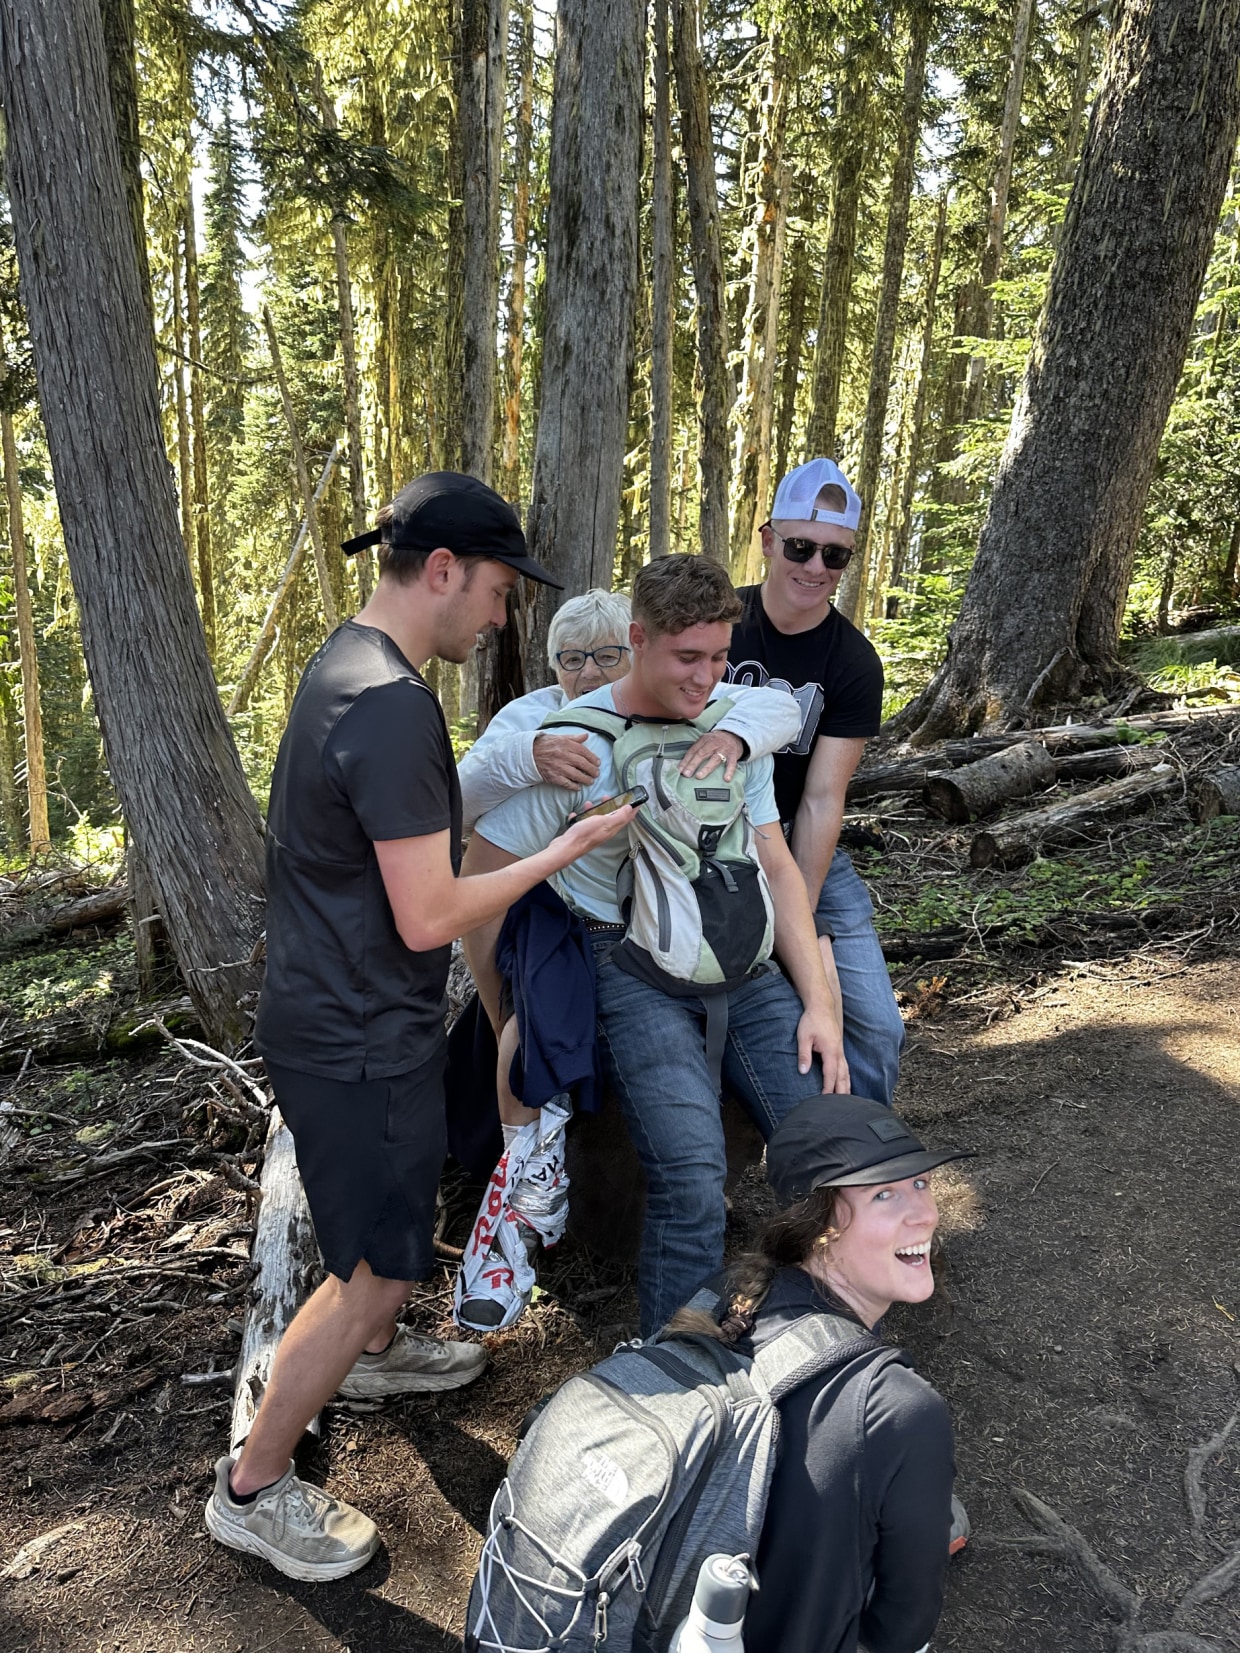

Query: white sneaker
left=205, top=1455, right=378, bottom=1581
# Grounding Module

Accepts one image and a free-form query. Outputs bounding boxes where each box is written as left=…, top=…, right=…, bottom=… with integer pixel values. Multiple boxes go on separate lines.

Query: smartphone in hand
left=563, top=784, right=648, bottom=830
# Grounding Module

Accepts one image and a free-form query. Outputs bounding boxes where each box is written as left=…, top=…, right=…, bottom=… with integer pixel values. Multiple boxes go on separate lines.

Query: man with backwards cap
left=205, top=474, right=635, bottom=1582
left=726, top=458, right=905, bottom=1105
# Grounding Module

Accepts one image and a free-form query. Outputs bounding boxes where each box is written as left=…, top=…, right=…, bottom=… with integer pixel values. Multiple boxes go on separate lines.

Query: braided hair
left=665, top=1184, right=850, bottom=1345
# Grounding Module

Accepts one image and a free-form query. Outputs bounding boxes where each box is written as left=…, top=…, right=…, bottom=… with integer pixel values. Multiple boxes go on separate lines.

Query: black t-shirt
left=727, top=586, right=883, bottom=829
left=255, top=621, right=462, bottom=1081
left=742, top=1268, right=954, bottom=1653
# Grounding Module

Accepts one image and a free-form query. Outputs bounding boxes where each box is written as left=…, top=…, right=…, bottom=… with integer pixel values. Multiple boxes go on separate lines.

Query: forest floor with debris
left=1, top=705, right=1239, bottom=1653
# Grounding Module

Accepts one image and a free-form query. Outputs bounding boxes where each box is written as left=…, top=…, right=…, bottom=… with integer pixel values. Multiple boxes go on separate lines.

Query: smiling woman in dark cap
left=669, top=1094, right=973, bottom=1653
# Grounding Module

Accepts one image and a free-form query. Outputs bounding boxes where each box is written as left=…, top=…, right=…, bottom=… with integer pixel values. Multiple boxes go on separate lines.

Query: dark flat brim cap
left=766, top=1094, right=974, bottom=1207
left=388, top=471, right=562, bottom=588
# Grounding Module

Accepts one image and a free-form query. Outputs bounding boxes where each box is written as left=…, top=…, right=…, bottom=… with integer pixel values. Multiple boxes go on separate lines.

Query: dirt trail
left=2, top=953, right=1238, bottom=1652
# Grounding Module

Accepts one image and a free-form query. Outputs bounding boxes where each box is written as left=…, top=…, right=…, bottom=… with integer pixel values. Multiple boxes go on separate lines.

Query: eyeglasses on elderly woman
left=553, top=645, right=631, bottom=672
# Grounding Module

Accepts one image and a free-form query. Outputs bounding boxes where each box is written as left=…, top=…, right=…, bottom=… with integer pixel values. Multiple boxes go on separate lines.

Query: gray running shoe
left=337, top=1326, right=487, bottom=1397
left=204, top=1456, right=379, bottom=1582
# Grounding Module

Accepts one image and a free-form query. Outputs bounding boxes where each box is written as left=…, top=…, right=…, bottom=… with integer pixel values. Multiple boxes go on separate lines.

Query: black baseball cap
left=766, top=1095, right=974, bottom=1208
left=341, top=471, right=563, bottom=588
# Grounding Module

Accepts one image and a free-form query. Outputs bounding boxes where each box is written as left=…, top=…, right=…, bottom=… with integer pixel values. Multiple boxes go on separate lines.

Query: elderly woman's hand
left=532, top=732, right=601, bottom=790
left=679, top=729, right=746, bottom=781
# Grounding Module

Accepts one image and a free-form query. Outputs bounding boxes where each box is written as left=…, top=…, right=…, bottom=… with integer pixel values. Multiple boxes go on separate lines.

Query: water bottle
left=668, top=1553, right=752, bottom=1652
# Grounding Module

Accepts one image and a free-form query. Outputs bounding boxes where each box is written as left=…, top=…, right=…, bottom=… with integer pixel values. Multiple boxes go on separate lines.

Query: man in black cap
left=206, top=474, right=635, bottom=1582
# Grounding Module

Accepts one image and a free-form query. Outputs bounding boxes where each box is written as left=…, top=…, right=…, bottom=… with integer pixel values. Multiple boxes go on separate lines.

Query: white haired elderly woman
left=457, top=588, right=636, bottom=827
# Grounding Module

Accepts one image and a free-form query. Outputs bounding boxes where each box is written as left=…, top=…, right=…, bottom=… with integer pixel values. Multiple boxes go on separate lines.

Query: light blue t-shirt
left=474, top=683, right=779, bottom=922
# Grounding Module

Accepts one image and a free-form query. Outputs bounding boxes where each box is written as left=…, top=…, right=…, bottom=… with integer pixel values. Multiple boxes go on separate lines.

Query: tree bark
left=459, top=0, right=508, bottom=484
left=1192, top=765, right=1240, bottom=820
left=228, top=443, right=341, bottom=718
left=96, top=0, right=151, bottom=322
left=1057, top=8, right=1098, bottom=189
left=1, top=0, right=267, bottom=1046
left=962, top=0, right=1036, bottom=423
left=671, top=0, right=731, bottom=562
left=969, top=767, right=1176, bottom=867
left=477, top=3, right=535, bottom=725
left=261, top=305, right=339, bottom=632
left=523, top=0, right=643, bottom=673
left=836, top=1, right=932, bottom=621
left=804, top=41, right=875, bottom=461
left=499, top=0, right=535, bottom=506
left=1, top=412, right=49, bottom=851
left=773, top=196, right=812, bottom=488
left=170, top=246, right=195, bottom=570
left=923, top=739, right=1055, bottom=822
left=896, top=0, right=1240, bottom=744
left=313, top=79, right=372, bottom=603
left=649, top=0, right=675, bottom=562
left=182, top=193, right=216, bottom=661
left=729, top=30, right=789, bottom=581
left=887, top=195, right=946, bottom=609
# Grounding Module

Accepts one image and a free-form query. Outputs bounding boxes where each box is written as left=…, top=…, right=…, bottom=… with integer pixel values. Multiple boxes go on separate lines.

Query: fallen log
left=924, top=742, right=1055, bottom=823
left=1192, top=764, right=1240, bottom=821
left=1050, top=745, right=1166, bottom=783
left=0, top=997, right=200, bottom=1072
left=851, top=707, right=1226, bottom=802
left=230, top=1105, right=321, bottom=1452
left=969, top=767, right=1178, bottom=868
left=1, top=883, right=129, bottom=948
left=878, top=929, right=969, bottom=962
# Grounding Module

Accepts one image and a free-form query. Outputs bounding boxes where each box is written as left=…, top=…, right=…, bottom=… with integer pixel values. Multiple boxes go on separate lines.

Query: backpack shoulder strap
left=539, top=702, right=627, bottom=740
left=541, top=697, right=738, bottom=742
left=670, top=1287, right=896, bottom=1405
left=750, top=1312, right=896, bottom=1404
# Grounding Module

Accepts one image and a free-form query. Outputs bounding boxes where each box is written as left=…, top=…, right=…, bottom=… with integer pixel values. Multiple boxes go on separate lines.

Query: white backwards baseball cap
left=770, top=458, right=862, bottom=532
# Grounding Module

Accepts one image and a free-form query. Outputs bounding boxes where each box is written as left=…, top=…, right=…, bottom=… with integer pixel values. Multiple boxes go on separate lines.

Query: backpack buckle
left=594, top=1588, right=610, bottom=1644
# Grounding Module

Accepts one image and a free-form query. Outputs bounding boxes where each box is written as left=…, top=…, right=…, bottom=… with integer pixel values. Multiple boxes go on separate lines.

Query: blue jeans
left=594, top=948, right=824, bottom=1336
left=814, top=849, right=904, bottom=1108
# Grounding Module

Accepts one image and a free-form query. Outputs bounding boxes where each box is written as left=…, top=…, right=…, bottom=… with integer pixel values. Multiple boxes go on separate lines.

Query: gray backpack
left=463, top=1291, right=902, bottom=1653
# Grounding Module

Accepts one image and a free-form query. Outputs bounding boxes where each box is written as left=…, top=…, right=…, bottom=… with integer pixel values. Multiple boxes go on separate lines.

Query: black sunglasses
left=766, top=525, right=853, bottom=569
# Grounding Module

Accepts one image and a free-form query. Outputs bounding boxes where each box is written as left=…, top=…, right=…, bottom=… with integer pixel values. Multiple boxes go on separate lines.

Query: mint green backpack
left=541, top=698, right=775, bottom=1001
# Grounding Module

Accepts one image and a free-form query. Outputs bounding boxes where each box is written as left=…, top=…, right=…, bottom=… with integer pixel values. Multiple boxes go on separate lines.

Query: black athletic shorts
left=265, top=1050, right=447, bottom=1284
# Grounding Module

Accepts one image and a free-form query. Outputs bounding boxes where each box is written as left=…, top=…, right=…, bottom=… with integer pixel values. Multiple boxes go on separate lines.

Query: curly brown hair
left=632, top=553, right=742, bottom=639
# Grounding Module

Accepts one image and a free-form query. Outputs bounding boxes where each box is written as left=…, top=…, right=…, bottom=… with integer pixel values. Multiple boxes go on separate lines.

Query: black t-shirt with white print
left=726, top=585, right=883, bottom=830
